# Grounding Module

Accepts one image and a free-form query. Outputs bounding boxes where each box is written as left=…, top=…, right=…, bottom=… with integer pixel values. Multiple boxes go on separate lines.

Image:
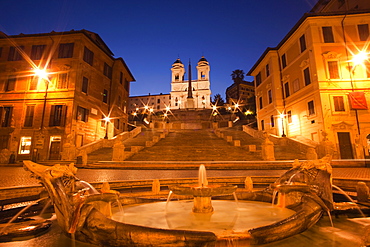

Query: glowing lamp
left=352, top=51, right=368, bottom=65
left=34, top=68, right=49, bottom=80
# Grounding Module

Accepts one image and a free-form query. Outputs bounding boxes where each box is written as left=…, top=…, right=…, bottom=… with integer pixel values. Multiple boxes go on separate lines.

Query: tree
left=231, top=69, right=245, bottom=83
left=212, top=94, right=225, bottom=106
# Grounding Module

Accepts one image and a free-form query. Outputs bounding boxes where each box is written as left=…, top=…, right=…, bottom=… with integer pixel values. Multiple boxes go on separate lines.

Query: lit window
left=49, top=105, right=67, bottom=126
left=103, top=89, right=108, bottom=103
left=82, top=77, right=88, bottom=94
left=259, top=96, right=263, bottom=109
left=300, top=34, right=306, bottom=52
left=104, top=63, right=112, bottom=79
left=333, top=96, right=345, bottom=111
left=24, top=105, right=35, bottom=127
left=358, top=24, right=369, bottom=41
left=284, top=82, right=290, bottom=98
left=8, top=46, right=24, bottom=61
left=322, top=26, right=334, bottom=43
left=83, top=46, right=94, bottom=66
left=56, top=73, right=68, bottom=89
left=19, top=137, right=32, bottom=154
left=308, top=100, right=315, bottom=116
left=77, top=106, right=89, bottom=122
left=270, top=115, right=275, bottom=127
left=31, top=45, right=46, bottom=60
left=287, top=110, right=292, bottom=123
left=281, top=54, right=287, bottom=68
left=5, top=77, right=16, bottom=91
left=266, top=64, right=270, bottom=77
left=268, top=90, right=272, bottom=104
left=255, top=72, right=262, bottom=86
left=58, top=43, right=74, bottom=58
left=0, top=107, right=13, bottom=127
left=303, top=67, right=311, bottom=86
left=328, top=61, right=340, bottom=79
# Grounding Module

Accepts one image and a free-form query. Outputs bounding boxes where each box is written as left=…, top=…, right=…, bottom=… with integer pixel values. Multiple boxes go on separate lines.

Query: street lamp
left=280, top=113, right=286, bottom=137
left=34, top=68, right=50, bottom=130
left=352, top=50, right=368, bottom=66
left=103, top=116, right=111, bottom=139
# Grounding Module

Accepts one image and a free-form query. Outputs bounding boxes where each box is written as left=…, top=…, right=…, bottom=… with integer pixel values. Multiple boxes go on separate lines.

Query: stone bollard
left=0, top=149, right=11, bottom=164
left=261, top=133, right=275, bottom=161
left=234, top=140, right=241, bottom=147
left=152, top=179, right=161, bottom=195
left=78, top=150, right=88, bottom=166
left=153, top=136, right=160, bottom=143
left=131, top=146, right=143, bottom=153
left=245, top=176, right=253, bottom=191
left=112, top=142, right=125, bottom=161
left=306, top=147, right=318, bottom=160
left=248, top=145, right=256, bottom=152
left=146, top=141, right=154, bottom=147
left=228, top=121, right=233, bottom=127
left=226, top=136, right=233, bottom=142
left=356, top=182, right=370, bottom=202
left=61, top=143, right=77, bottom=161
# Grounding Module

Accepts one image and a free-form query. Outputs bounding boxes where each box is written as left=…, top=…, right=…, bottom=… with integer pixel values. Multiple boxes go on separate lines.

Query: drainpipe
left=277, top=50, right=287, bottom=137
left=341, top=10, right=365, bottom=161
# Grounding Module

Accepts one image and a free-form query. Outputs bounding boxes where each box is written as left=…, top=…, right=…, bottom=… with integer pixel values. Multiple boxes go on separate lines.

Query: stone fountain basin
left=169, top=184, right=237, bottom=197
left=276, top=184, right=311, bottom=193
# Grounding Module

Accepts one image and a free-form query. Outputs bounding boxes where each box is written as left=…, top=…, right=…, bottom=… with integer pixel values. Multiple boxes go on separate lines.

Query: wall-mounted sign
left=348, top=92, right=368, bottom=110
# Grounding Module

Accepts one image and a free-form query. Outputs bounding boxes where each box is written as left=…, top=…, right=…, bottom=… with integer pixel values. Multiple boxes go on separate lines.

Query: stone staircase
left=126, top=129, right=261, bottom=161
left=88, top=125, right=307, bottom=163
left=87, top=129, right=163, bottom=163
left=217, top=125, right=307, bottom=160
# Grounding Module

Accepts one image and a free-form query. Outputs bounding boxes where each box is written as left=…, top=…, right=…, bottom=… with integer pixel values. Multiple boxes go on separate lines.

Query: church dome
left=173, top=58, right=183, bottom=64
left=198, top=56, right=208, bottom=62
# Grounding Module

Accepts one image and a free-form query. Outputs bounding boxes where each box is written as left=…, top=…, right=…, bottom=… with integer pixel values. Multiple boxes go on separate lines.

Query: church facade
left=170, top=57, right=212, bottom=109
left=129, top=56, right=212, bottom=112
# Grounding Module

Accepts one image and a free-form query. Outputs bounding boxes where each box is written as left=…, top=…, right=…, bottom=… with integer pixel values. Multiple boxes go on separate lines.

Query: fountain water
left=168, top=164, right=237, bottom=213
left=19, top=157, right=369, bottom=247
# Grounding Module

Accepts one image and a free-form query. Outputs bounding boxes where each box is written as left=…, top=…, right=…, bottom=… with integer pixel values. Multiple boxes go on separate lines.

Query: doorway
left=337, top=132, right=354, bottom=159
left=49, top=136, right=61, bottom=160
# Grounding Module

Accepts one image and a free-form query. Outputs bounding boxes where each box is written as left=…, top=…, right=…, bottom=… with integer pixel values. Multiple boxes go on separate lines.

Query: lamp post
left=34, top=68, right=50, bottom=130
left=103, top=116, right=111, bottom=139
left=280, top=114, right=286, bottom=137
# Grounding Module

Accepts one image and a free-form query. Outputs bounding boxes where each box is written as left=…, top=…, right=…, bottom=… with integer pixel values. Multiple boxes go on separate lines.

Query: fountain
left=168, top=164, right=237, bottom=213
left=16, top=156, right=368, bottom=246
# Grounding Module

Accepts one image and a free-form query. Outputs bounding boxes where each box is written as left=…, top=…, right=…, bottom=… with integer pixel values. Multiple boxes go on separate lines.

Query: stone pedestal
left=261, top=133, right=275, bottom=161
left=186, top=98, right=195, bottom=109
left=61, top=143, right=76, bottom=161
left=193, top=196, right=213, bottom=213
left=112, top=142, right=125, bottom=161
left=357, top=182, right=370, bottom=202
left=306, top=147, right=318, bottom=160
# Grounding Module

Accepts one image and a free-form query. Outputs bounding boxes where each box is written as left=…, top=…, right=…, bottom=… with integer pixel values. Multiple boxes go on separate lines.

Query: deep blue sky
left=1, top=0, right=317, bottom=98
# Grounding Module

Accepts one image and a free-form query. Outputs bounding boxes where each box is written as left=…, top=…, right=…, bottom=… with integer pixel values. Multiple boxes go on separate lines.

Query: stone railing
left=77, top=127, right=142, bottom=155
left=242, top=125, right=265, bottom=140
left=242, top=125, right=316, bottom=153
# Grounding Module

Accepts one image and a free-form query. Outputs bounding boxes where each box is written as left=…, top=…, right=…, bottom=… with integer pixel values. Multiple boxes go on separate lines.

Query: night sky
left=1, top=0, right=317, bottom=98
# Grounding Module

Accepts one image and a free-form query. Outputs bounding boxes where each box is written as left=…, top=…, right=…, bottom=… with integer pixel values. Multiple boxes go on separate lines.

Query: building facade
left=128, top=93, right=171, bottom=113
left=170, top=57, right=212, bottom=109
left=0, top=30, right=134, bottom=161
left=248, top=0, right=370, bottom=159
left=226, top=80, right=255, bottom=106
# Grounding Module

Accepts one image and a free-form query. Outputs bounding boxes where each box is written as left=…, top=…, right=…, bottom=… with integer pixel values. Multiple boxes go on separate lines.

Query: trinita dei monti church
left=170, top=56, right=212, bottom=109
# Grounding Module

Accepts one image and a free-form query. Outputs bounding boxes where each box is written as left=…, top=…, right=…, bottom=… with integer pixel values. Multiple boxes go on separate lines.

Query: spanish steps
left=87, top=125, right=306, bottom=164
